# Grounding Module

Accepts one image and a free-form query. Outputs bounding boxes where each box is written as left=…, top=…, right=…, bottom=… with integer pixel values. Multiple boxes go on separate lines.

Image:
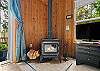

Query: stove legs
left=40, top=55, right=44, bottom=63
left=40, top=55, right=61, bottom=63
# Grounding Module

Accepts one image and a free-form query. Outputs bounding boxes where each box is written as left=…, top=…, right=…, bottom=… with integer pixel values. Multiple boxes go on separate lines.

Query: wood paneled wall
left=21, top=0, right=48, bottom=50
left=20, top=0, right=75, bottom=57
left=65, top=0, right=75, bottom=57
left=52, top=0, right=75, bottom=57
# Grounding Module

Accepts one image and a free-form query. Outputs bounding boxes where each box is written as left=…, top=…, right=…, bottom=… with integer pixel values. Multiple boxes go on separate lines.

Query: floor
left=0, top=59, right=100, bottom=71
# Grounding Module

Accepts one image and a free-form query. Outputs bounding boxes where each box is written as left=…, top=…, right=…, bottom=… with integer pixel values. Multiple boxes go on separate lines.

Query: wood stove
left=40, top=39, right=60, bottom=62
left=40, top=0, right=61, bottom=62
left=41, top=39, right=59, bottom=55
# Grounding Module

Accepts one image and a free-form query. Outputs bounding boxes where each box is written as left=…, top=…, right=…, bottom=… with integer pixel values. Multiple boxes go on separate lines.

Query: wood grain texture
left=19, top=0, right=75, bottom=57
left=65, top=0, right=75, bottom=57
left=21, top=0, right=48, bottom=50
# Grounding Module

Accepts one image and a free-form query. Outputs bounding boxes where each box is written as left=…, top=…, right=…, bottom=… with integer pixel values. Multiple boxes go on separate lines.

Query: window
left=0, top=0, right=8, bottom=43
left=76, top=0, right=100, bottom=21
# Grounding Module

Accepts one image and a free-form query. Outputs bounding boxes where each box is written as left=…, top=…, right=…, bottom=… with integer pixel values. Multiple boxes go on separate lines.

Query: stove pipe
left=48, top=0, right=52, bottom=39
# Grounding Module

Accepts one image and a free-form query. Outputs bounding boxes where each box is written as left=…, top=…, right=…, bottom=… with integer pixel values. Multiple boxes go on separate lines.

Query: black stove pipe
left=48, top=0, right=52, bottom=39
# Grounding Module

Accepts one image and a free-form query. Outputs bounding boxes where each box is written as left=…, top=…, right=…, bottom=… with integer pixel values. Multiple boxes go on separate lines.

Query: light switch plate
left=66, top=26, right=69, bottom=31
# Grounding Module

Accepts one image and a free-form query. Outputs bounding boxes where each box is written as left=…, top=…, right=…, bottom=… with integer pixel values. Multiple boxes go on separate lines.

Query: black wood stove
left=40, top=0, right=61, bottom=62
left=40, top=39, right=60, bottom=62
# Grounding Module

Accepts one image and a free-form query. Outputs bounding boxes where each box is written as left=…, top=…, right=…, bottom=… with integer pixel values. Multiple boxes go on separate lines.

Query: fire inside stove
left=41, top=39, right=59, bottom=56
left=44, top=44, right=57, bottom=52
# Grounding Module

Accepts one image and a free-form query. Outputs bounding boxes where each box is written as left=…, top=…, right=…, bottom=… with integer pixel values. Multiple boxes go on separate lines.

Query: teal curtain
left=10, top=0, right=26, bottom=61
